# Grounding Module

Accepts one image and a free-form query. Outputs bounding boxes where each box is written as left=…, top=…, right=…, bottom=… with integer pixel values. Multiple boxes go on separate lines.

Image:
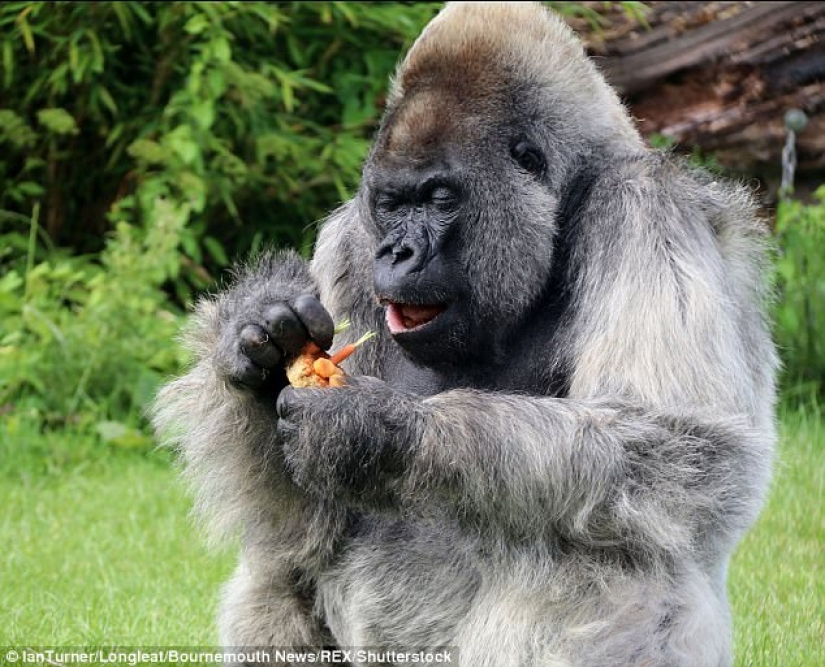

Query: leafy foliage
left=0, top=203, right=188, bottom=443
left=773, top=188, right=825, bottom=402
left=0, top=2, right=442, bottom=290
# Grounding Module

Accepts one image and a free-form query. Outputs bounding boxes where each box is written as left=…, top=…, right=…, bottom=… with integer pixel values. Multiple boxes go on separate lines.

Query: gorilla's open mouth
left=384, top=302, right=447, bottom=335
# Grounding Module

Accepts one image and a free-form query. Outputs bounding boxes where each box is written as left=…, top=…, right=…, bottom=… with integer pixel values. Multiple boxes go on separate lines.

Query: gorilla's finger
left=275, top=415, right=299, bottom=443
left=231, top=355, right=268, bottom=390
left=276, top=386, right=301, bottom=419
left=292, top=294, right=335, bottom=351
left=239, top=323, right=283, bottom=368
left=262, top=303, right=308, bottom=356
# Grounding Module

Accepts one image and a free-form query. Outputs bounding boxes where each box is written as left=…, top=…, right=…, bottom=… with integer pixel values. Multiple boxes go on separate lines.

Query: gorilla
left=153, top=3, right=777, bottom=666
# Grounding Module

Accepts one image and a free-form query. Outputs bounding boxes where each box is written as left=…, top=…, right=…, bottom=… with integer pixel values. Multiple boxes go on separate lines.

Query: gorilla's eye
left=511, top=140, right=546, bottom=177
left=428, top=185, right=459, bottom=212
left=374, top=194, right=401, bottom=215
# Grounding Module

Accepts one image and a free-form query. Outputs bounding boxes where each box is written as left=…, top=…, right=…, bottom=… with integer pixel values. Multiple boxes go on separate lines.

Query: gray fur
left=153, top=3, right=777, bottom=666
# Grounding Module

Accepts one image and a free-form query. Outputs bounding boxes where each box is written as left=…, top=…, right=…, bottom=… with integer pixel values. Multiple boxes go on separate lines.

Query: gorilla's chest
left=378, top=342, right=565, bottom=398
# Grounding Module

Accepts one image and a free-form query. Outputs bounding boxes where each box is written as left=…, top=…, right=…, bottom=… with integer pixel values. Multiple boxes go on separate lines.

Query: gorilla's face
left=363, top=86, right=562, bottom=370
left=367, top=149, right=471, bottom=366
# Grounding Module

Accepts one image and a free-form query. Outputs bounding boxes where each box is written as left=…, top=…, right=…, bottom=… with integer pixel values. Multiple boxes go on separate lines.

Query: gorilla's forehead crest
left=380, top=1, right=638, bottom=158
left=393, top=1, right=584, bottom=97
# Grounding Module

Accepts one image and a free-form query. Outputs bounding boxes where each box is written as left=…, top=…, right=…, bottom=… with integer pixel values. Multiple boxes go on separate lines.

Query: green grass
left=0, top=424, right=234, bottom=646
left=729, top=407, right=824, bottom=667
left=0, top=410, right=821, bottom=665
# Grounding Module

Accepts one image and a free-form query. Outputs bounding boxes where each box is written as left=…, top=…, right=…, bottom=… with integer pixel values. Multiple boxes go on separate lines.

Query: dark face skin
left=364, top=125, right=552, bottom=375
left=367, top=153, right=474, bottom=368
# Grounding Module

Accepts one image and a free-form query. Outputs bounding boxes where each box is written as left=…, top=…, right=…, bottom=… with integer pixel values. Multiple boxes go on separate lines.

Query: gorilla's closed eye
left=511, top=140, right=546, bottom=177
left=374, top=194, right=401, bottom=215
left=426, top=185, right=460, bottom=212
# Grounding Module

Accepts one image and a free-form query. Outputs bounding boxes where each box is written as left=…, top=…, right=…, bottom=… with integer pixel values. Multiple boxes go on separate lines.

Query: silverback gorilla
left=153, top=3, right=777, bottom=666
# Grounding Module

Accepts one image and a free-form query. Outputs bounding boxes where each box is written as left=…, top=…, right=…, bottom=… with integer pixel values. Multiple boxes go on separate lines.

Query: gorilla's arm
left=417, top=392, right=772, bottom=554
left=152, top=250, right=348, bottom=648
left=153, top=251, right=320, bottom=541
left=278, top=384, right=772, bottom=559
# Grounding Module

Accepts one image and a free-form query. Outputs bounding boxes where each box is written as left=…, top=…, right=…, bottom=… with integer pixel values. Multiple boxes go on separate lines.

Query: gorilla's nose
left=391, top=243, right=415, bottom=265
left=376, top=236, right=427, bottom=276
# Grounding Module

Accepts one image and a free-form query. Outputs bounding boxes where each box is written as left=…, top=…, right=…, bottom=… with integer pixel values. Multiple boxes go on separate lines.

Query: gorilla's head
left=360, top=2, right=643, bottom=369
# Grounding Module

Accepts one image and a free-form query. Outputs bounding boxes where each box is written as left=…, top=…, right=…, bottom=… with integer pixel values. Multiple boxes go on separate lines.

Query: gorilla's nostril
left=391, top=245, right=414, bottom=264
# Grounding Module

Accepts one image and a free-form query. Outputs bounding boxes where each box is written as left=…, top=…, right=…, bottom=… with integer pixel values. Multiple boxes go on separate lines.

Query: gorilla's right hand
left=218, top=294, right=335, bottom=392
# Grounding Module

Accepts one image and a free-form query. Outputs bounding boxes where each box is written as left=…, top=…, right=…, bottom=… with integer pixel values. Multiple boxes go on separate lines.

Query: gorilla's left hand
left=276, top=376, right=426, bottom=503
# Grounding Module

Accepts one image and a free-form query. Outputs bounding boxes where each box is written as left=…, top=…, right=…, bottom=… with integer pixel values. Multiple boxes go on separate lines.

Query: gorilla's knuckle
left=291, top=295, right=334, bottom=350
left=262, top=303, right=298, bottom=333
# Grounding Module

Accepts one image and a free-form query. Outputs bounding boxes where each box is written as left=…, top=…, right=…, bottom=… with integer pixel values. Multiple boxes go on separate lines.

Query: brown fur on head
left=382, top=1, right=642, bottom=158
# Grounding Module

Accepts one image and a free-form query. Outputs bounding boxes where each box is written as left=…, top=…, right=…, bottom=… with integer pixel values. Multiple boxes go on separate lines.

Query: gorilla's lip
left=382, top=301, right=448, bottom=335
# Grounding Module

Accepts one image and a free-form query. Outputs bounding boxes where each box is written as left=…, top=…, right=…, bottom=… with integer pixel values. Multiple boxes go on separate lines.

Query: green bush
left=0, top=1, right=442, bottom=441
left=0, top=2, right=442, bottom=294
left=773, top=188, right=825, bottom=402
left=0, top=203, right=187, bottom=445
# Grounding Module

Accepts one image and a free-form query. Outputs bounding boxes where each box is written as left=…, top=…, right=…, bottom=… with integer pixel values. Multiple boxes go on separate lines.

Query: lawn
left=0, top=409, right=822, bottom=665
left=0, top=426, right=234, bottom=647
left=729, top=408, right=824, bottom=667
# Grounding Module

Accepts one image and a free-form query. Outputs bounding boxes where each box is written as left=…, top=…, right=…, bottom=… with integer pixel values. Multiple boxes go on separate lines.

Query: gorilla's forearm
left=152, top=249, right=334, bottom=545
left=153, top=339, right=292, bottom=543
left=152, top=250, right=350, bottom=651
left=413, top=391, right=773, bottom=556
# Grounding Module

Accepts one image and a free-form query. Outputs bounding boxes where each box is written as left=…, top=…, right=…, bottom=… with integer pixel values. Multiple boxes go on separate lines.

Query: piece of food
left=327, top=333, right=375, bottom=366
left=286, top=331, right=375, bottom=388
left=312, top=357, right=340, bottom=379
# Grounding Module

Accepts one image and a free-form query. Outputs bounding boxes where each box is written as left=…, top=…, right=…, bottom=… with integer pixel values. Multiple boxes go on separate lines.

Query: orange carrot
left=328, top=331, right=376, bottom=366
left=328, top=346, right=357, bottom=366
left=312, top=357, right=339, bottom=379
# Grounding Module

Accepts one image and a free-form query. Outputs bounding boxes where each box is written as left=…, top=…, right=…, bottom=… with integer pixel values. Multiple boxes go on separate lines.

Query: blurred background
left=0, top=2, right=822, bottom=663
